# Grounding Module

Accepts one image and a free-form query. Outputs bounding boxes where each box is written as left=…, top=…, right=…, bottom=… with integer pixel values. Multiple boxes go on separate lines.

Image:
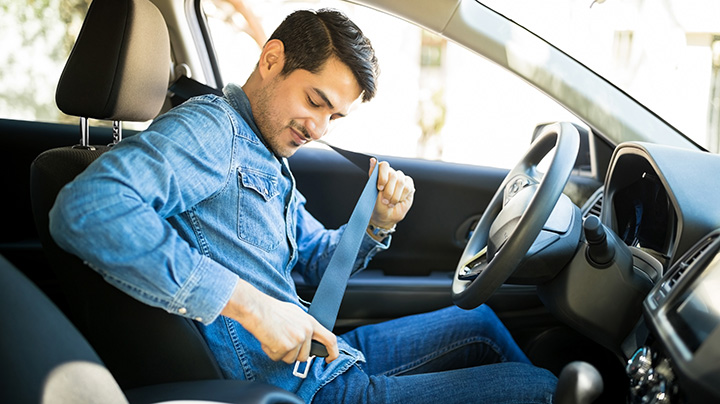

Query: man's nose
left=306, top=115, right=331, bottom=140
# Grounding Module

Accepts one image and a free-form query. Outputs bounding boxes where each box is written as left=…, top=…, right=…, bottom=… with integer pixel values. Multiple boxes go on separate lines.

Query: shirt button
left=178, top=307, right=187, bottom=314
left=195, top=317, right=203, bottom=322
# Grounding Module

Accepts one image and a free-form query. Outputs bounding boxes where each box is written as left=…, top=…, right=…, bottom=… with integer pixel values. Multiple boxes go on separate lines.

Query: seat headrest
left=56, top=0, right=170, bottom=122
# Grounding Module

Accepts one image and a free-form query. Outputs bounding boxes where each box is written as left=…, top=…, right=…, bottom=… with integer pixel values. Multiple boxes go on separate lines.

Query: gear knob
left=555, top=361, right=604, bottom=404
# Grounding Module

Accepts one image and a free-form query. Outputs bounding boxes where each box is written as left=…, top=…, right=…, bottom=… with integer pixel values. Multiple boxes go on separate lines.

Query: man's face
left=252, top=56, right=363, bottom=158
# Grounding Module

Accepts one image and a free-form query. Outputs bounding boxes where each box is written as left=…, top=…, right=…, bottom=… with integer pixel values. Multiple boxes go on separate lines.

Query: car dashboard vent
left=664, top=234, right=719, bottom=292
left=582, top=189, right=603, bottom=219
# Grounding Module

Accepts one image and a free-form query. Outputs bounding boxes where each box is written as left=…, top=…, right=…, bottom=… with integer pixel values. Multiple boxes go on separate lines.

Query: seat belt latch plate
left=293, top=356, right=315, bottom=379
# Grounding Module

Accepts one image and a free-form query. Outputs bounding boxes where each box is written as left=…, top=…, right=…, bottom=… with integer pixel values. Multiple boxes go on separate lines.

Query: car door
left=290, top=146, right=508, bottom=327
left=289, top=127, right=607, bottom=335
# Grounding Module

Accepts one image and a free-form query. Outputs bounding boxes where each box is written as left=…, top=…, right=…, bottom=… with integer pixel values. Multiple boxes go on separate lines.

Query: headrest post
left=111, top=120, right=123, bottom=145
left=73, top=117, right=96, bottom=151
left=80, top=117, right=90, bottom=147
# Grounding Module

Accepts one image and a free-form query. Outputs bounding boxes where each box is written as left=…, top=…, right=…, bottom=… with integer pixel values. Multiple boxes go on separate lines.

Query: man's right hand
left=220, top=279, right=339, bottom=364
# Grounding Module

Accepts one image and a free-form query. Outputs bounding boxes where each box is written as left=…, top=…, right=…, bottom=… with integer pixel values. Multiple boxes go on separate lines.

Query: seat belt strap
left=293, top=143, right=379, bottom=377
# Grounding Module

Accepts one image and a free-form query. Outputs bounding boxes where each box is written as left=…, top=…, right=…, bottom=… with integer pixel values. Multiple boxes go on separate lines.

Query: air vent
left=666, top=263, right=688, bottom=289
left=582, top=189, right=603, bottom=219
left=664, top=234, right=719, bottom=291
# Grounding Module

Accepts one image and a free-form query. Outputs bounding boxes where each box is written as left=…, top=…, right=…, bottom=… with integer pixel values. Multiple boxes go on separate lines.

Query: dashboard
left=601, top=142, right=720, bottom=403
left=637, top=230, right=720, bottom=403
left=604, top=142, right=720, bottom=271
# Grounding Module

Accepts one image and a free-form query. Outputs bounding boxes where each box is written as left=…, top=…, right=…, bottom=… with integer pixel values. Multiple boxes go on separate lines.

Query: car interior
left=2, top=0, right=720, bottom=403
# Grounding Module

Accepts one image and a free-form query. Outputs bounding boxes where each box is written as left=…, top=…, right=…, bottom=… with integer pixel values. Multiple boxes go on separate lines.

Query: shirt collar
left=223, top=83, right=263, bottom=139
left=223, top=83, right=290, bottom=169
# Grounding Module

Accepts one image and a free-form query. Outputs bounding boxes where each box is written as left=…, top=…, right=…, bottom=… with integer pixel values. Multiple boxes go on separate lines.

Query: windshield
left=481, top=0, right=720, bottom=153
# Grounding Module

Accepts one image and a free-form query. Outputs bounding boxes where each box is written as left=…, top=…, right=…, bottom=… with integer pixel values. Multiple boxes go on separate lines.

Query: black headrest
left=55, top=0, right=170, bottom=122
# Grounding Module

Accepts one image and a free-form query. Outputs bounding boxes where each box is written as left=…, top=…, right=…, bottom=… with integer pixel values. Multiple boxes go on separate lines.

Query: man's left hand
left=368, top=158, right=415, bottom=235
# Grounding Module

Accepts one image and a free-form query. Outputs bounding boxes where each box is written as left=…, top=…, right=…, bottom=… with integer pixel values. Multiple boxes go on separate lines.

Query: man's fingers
left=297, top=332, right=313, bottom=363
left=380, top=167, right=397, bottom=205
left=368, top=157, right=378, bottom=179
left=310, top=320, right=339, bottom=363
left=386, top=170, right=406, bottom=205
left=281, top=346, right=303, bottom=364
left=400, top=174, right=415, bottom=204
left=376, top=161, right=390, bottom=192
left=261, top=343, right=285, bottom=362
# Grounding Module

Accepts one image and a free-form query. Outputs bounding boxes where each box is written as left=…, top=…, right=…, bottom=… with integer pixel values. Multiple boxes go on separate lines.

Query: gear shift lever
left=555, top=361, right=603, bottom=404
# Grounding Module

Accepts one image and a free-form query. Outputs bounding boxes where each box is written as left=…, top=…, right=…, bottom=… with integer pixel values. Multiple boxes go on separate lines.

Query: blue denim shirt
left=49, top=83, right=388, bottom=402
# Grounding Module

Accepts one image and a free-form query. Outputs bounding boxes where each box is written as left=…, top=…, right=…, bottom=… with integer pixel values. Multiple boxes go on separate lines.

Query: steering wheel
left=452, top=122, right=580, bottom=309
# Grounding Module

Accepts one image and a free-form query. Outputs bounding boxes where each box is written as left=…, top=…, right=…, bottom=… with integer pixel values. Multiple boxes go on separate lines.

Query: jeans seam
left=224, top=317, right=254, bottom=381
left=380, top=336, right=507, bottom=377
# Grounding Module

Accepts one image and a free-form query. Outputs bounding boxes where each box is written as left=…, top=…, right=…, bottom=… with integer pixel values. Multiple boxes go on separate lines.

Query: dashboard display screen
left=668, top=253, right=720, bottom=352
left=613, top=173, right=671, bottom=253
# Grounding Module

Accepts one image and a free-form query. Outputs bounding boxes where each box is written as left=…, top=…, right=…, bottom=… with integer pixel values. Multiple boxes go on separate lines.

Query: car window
left=0, top=0, right=149, bottom=131
left=0, top=1, right=84, bottom=124
left=203, top=0, right=579, bottom=169
left=481, top=0, right=720, bottom=154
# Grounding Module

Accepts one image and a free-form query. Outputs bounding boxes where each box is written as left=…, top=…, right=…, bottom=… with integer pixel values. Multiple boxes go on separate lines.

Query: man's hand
left=368, top=158, right=415, bottom=232
left=220, top=279, right=339, bottom=364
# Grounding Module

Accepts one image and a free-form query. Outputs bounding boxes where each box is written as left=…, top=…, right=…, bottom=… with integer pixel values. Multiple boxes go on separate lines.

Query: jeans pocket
left=237, top=167, right=284, bottom=251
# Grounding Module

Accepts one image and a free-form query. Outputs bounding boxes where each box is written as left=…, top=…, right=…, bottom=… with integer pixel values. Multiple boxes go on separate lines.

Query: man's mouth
left=289, top=128, right=307, bottom=146
left=289, top=123, right=311, bottom=146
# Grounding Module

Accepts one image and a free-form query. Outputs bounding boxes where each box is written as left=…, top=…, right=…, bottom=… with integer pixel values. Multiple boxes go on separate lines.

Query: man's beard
left=252, top=79, right=289, bottom=157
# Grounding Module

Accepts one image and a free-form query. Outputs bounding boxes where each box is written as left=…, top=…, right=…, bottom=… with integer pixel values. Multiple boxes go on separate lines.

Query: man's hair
left=268, top=9, right=379, bottom=102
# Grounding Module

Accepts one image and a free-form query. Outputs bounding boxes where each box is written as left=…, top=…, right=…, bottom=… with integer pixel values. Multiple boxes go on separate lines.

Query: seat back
left=0, top=254, right=129, bottom=404
left=30, top=0, right=224, bottom=389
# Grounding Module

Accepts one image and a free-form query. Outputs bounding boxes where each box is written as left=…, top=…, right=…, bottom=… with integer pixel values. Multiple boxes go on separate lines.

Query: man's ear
left=257, top=39, right=285, bottom=80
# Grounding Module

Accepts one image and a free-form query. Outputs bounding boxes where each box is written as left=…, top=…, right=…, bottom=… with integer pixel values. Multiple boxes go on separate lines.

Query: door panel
left=288, top=147, right=554, bottom=329
left=290, top=147, right=508, bottom=276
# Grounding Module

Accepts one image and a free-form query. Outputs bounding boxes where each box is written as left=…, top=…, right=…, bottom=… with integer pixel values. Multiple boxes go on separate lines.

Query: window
left=482, top=0, right=720, bottom=153
left=0, top=0, right=149, bottom=131
left=204, top=0, right=578, bottom=169
left=0, top=0, right=90, bottom=125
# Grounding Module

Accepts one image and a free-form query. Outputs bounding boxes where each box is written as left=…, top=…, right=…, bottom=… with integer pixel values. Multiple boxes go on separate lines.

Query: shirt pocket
left=237, top=167, right=285, bottom=252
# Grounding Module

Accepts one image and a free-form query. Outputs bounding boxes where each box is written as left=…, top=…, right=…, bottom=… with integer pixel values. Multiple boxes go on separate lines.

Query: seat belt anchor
left=293, top=355, right=315, bottom=379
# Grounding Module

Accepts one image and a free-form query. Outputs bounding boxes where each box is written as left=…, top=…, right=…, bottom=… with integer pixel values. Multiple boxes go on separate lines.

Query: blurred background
left=2, top=0, right=718, bottom=168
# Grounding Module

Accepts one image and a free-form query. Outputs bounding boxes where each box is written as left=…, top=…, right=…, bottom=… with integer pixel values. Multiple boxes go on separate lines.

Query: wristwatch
left=368, top=223, right=396, bottom=239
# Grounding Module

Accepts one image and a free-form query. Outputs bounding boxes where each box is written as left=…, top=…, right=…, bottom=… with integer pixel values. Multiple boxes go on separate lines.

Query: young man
left=50, top=9, right=556, bottom=403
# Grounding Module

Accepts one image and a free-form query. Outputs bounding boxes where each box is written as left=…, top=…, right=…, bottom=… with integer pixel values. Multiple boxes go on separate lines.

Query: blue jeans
left=313, top=305, right=557, bottom=403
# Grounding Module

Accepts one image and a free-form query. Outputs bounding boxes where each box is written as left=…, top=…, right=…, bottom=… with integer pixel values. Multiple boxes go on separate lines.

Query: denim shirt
left=49, top=83, right=388, bottom=402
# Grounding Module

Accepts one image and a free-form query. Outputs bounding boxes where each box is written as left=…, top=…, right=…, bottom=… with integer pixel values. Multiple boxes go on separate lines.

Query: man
left=50, top=9, right=556, bottom=403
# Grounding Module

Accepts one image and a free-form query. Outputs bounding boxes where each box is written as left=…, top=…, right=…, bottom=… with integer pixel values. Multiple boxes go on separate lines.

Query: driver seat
left=28, top=1, right=297, bottom=401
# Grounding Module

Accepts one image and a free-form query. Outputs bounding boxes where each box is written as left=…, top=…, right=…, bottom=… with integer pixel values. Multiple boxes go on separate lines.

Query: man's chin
left=274, top=144, right=301, bottom=159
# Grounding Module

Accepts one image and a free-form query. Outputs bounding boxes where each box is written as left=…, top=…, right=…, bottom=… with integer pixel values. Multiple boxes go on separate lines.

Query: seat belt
left=293, top=142, right=379, bottom=378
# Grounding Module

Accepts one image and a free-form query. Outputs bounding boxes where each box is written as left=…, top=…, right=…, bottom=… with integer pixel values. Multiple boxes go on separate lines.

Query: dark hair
left=268, top=9, right=379, bottom=102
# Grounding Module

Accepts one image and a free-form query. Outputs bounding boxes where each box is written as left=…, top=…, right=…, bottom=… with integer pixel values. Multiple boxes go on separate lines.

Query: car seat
left=28, top=0, right=298, bottom=402
left=0, top=253, right=302, bottom=404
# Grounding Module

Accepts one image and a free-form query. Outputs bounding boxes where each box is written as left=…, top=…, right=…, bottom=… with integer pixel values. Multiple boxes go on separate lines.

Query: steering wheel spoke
left=458, top=245, right=488, bottom=281
left=452, top=122, right=580, bottom=309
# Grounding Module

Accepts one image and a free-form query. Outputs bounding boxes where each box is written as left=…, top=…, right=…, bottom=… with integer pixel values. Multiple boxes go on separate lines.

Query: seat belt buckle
left=293, top=356, right=315, bottom=379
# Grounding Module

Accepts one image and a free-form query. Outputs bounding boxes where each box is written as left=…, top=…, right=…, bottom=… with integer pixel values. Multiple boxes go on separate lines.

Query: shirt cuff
left=352, top=231, right=390, bottom=275
left=167, top=255, right=239, bottom=325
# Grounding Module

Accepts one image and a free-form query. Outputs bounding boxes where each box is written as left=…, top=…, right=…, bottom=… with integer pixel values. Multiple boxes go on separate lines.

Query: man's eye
left=307, top=96, right=319, bottom=107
